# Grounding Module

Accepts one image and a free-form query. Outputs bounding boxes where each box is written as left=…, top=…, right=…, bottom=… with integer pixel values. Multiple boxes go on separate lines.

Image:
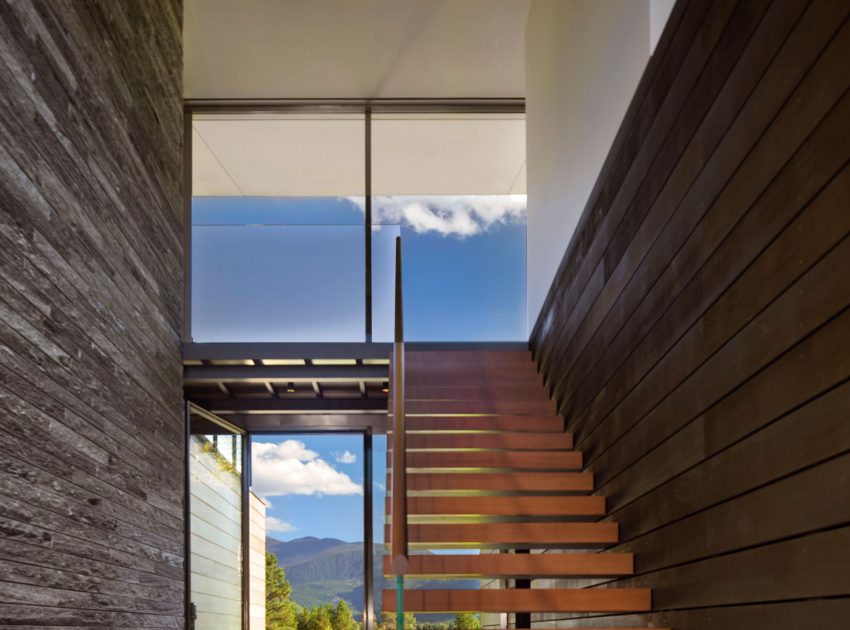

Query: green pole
left=396, top=575, right=404, bottom=630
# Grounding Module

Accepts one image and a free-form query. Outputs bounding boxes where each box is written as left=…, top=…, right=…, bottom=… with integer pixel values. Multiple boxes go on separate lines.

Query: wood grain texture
left=530, top=0, right=850, bottom=626
left=397, top=449, right=582, bottom=470
left=390, top=522, right=618, bottom=548
left=384, top=552, right=633, bottom=579
left=0, top=0, right=184, bottom=627
left=383, top=588, right=651, bottom=613
left=396, top=471, right=594, bottom=493
left=395, top=495, right=604, bottom=517
left=403, top=432, right=573, bottom=450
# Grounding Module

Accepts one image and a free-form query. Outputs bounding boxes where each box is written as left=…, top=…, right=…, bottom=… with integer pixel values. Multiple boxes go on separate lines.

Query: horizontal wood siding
left=0, top=0, right=184, bottom=627
left=530, top=0, right=850, bottom=627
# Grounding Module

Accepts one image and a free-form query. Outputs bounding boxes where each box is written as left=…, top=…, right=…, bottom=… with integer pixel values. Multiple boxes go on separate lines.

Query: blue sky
left=251, top=433, right=386, bottom=543
left=192, top=196, right=526, bottom=341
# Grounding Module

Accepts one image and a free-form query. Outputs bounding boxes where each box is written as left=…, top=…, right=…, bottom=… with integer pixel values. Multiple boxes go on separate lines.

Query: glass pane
left=191, top=111, right=367, bottom=341
left=193, top=113, right=365, bottom=197
left=252, top=434, right=365, bottom=624
left=189, top=430, right=243, bottom=630
left=375, top=195, right=527, bottom=340
left=192, top=221, right=365, bottom=342
left=372, top=113, right=526, bottom=196
left=372, top=112, right=527, bottom=341
left=371, top=224, right=401, bottom=342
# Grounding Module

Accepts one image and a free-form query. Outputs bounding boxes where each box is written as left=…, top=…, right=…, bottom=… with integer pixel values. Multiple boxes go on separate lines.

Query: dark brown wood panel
left=531, top=0, right=850, bottom=625
left=0, top=1, right=184, bottom=627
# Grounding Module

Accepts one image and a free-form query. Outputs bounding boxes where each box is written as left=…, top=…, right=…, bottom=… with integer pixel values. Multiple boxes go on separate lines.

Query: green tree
left=450, top=613, right=479, bottom=630
left=298, top=603, right=334, bottom=630
left=378, top=611, right=417, bottom=630
left=331, top=600, right=358, bottom=630
left=266, top=552, right=298, bottom=630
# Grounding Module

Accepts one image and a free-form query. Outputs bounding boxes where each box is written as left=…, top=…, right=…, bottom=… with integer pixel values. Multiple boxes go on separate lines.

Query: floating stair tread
left=405, top=361, right=540, bottom=373
left=404, top=385, right=551, bottom=400
left=403, top=432, right=573, bottom=450
left=406, top=350, right=532, bottom=362
left=401, top=416, right=565, bottom=433
left=395, top=495, right=605, bottom=516
left=382, top=588, right=651, bottom=613
left=382, top=552, right=633, bottom=578
left=405, top=400, right=556, bottom=415
left=394, top=472, right=594, bottom=493
left=396, top=450, right=582, bottom=470
left=388, top=521, right=618, bottom=547
left=405, top=373, right=544, bottom=387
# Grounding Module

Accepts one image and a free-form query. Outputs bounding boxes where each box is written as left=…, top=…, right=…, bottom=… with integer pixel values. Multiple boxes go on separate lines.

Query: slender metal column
left=182, top=110, right=193, bottom=342
left=515, top=549, right=531, bottom=629
left=365, top=107, right=373, bottom=341
left=364, top=429, right=375, bottom=630
left=242, top=433, right=252, bottom=630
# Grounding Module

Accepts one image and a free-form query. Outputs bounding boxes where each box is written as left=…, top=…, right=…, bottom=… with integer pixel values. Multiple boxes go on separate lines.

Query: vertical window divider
left=364, top=428, right=375, bottom=630
left=365, top=107, right=373, bottom=342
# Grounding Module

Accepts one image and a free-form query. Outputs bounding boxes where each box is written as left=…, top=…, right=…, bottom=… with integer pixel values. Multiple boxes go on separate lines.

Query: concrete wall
left=525, top=0, right=667, bottom=325
left=0, top=0, right=184, bottom=627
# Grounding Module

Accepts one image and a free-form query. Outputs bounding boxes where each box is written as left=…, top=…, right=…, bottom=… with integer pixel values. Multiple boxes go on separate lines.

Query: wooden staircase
left=382, top=349, right=665, bottom=629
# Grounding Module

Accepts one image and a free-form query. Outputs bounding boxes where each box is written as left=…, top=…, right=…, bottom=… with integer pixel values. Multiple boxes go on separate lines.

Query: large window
left=189, top=109, right=526, bottom=341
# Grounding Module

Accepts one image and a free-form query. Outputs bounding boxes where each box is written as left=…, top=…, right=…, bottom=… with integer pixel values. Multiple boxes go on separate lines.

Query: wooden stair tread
left=406, top=373, right=544, bottom=387
left=382, top=552, right=633, bottom=578
left=403, top=385, right=551, bottom=400
left=384, top=349, right=658, bottom=625
left=394, top=471, right=594, bottom=493
left=405, top=400, right=556, bottom=415
left=382, top=588, right=651, bottom=613
left=402, top=432, right=573, bottom=450
left=401, top=416, right=565, bottom=433
left=405, top=350, right=532, bottom=362
left=397, top=450, right=582, bottom=470
left=393, top=495, right=604, bottom=516
left=405, top=361, right=540, bottom=372
left=387, top=521, right=618, bottom=548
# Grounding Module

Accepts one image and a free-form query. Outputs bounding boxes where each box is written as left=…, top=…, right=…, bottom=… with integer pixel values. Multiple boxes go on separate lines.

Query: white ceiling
left=184, top=0, right=531, bottom=99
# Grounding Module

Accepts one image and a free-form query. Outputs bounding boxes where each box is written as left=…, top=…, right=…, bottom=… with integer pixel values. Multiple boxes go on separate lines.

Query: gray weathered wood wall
left=530, top=0, right=850, bottom=627
left=0, top=0, right=185, bottom=626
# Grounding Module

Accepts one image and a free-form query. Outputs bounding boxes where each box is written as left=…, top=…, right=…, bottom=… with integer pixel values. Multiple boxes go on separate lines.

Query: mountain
left=267, top=536, right=475, bottom=620
left=267, top=536, right=363, bottom=581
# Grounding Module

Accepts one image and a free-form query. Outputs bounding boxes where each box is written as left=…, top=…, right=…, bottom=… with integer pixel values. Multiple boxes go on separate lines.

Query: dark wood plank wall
left=0, top=1, right=185, bottom=627
left=529, top=0, right=850, bottom=627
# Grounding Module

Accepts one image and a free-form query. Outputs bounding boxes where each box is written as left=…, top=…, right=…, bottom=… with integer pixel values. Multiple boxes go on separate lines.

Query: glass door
left=188, top=405, right=246, bottom=630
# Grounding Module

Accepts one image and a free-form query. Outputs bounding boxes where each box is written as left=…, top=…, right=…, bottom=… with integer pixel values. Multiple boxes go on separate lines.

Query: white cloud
left=266, top=516, right=296, bottom=534
left=252, top=440, right=363, bottom=498
left=333, top=450, right=357, bottom=464
left=346, top=195, right=526, bottom=238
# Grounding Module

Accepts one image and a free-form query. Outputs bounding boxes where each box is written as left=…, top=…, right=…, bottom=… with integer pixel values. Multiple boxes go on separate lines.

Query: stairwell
left=383, top=349, right=665, bottom=629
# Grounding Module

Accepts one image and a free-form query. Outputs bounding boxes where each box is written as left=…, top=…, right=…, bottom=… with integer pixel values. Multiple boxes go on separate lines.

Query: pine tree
left=331, top=600, right=358, bottom=630
left=266, top=552, right=298, bottom=630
